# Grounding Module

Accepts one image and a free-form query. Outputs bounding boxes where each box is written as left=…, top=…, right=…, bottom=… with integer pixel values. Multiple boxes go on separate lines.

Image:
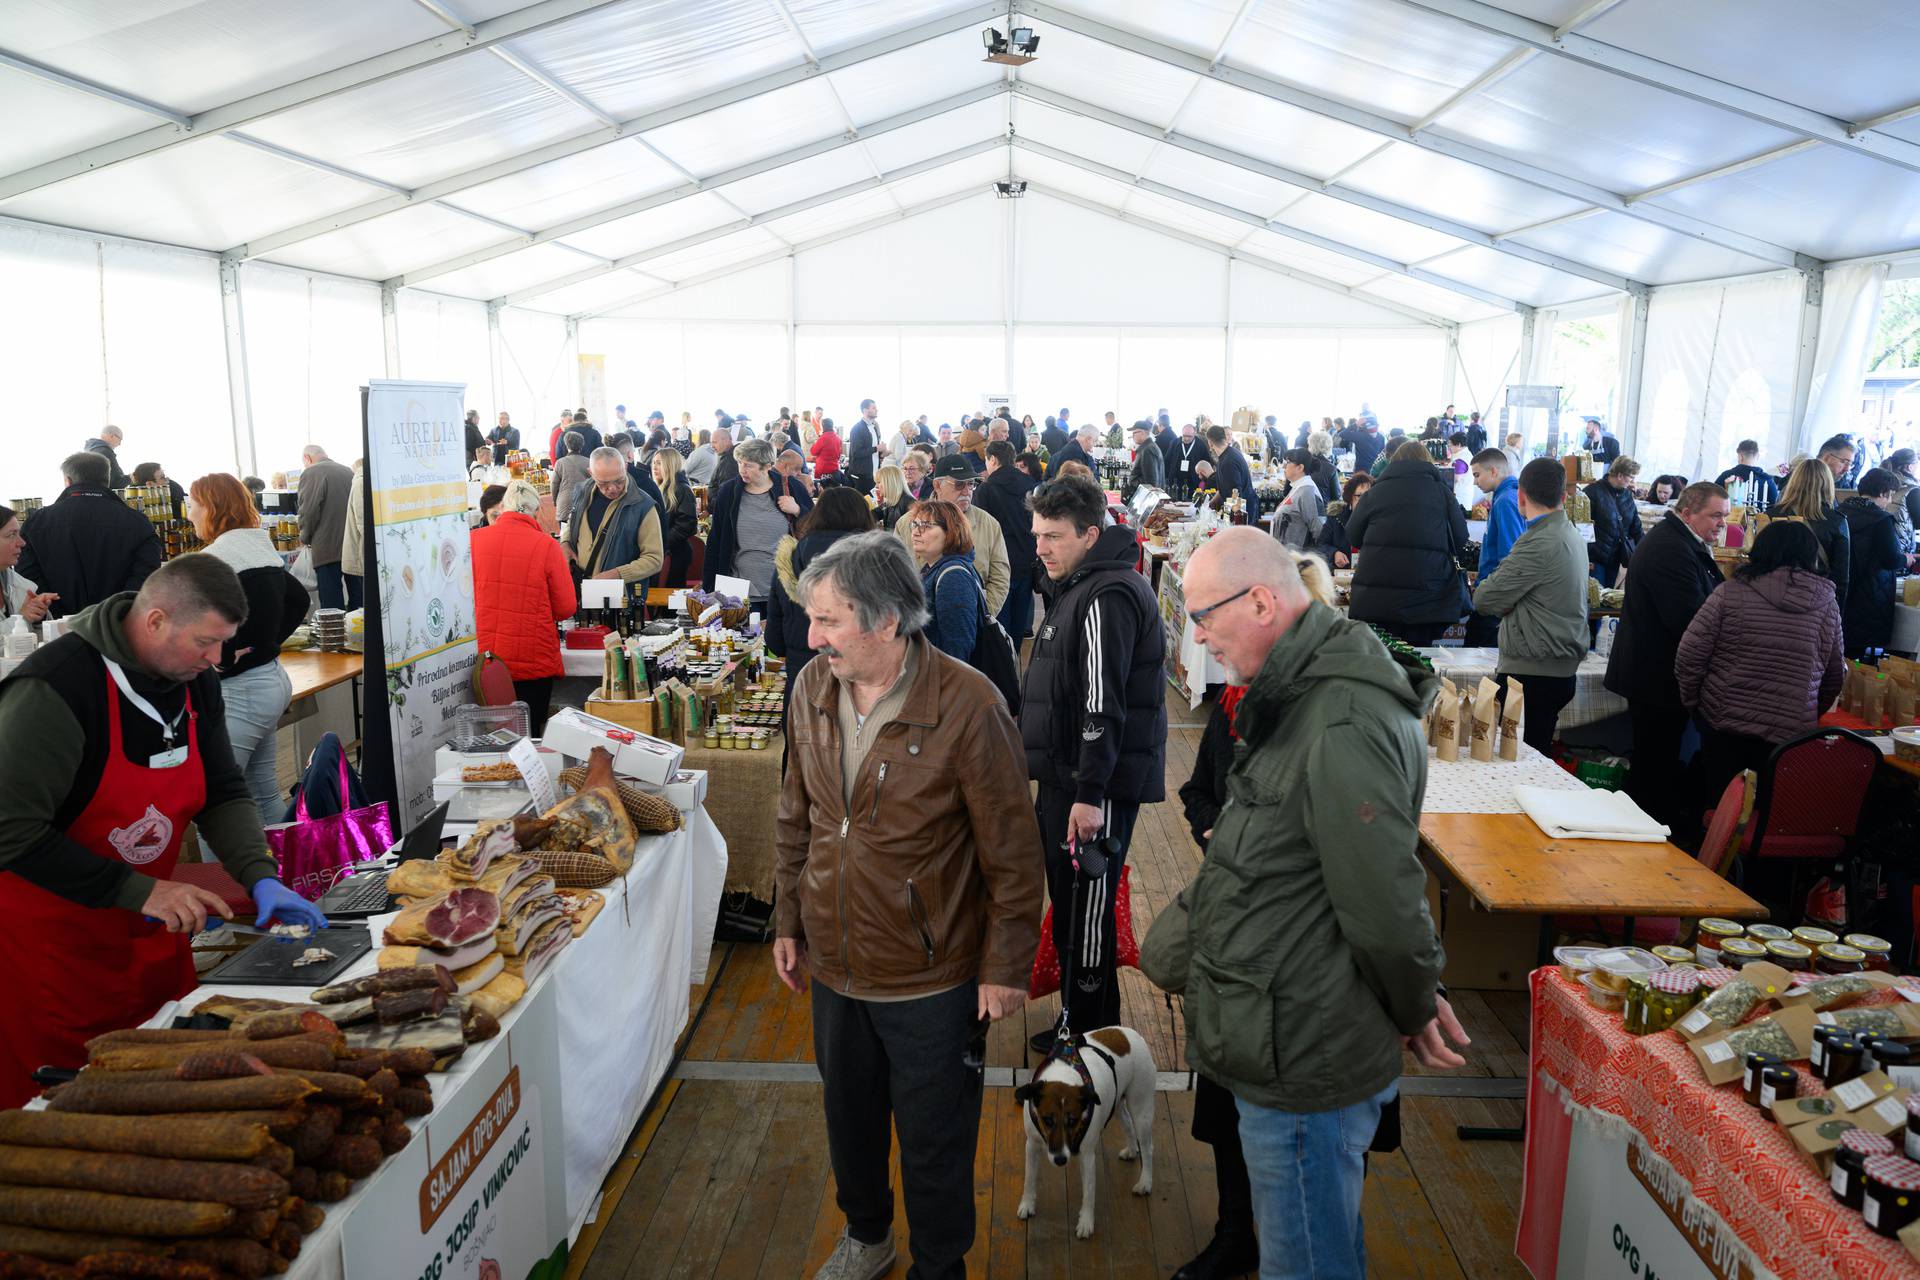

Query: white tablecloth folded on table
left=1515, top=784, right=1670, bottom=842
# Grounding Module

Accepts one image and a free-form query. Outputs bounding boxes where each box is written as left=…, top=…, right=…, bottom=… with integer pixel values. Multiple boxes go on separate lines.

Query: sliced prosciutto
left=384, top=886, right=500, bottom=949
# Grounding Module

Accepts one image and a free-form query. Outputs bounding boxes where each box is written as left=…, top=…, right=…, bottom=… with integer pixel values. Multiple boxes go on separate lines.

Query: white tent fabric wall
left=239, top=264, right=384, bottom=475
left=1803, top=262, right=1892, bottom=454
left=1232, top=328, right=1446, bottom=435
left=1452, top=314, right=1526, bottom=426
left=1634, top=273, right=1803, bottom=482
left=495, top=307, right=571, bottom=448
left=396, top=292, right=493, bottom=429
left=0, top=222, right=111, bottom=503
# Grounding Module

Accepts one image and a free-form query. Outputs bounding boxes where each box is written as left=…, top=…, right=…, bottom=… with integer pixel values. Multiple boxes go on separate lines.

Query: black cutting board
left=201, top=925, right=373, bottom=987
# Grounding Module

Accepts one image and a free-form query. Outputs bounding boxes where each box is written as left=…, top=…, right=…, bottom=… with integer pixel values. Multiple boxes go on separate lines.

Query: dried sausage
left=168, top=1239, right=279, bottom=1279
left=311, top=967, right=452, bottom=1004
left=174, top=1053, right=271, bottom=1082
left=48, top=1077, right=315, bottom=1116
left=0, top=1188, right=233, bottom=1239
left=265, top=1071, right=368, bottom=1106
left=0, top=1147, right=287, bottom=1210
left=90, top=1039, right=335, bottom=1074
left=0, top=1229, right=166, bottom=1265
left=73, top=1256, right=220, bottom=1278
left=317, top=1136, right=381, bottom=1181
left=0, top=1115, right=269, bottom=1163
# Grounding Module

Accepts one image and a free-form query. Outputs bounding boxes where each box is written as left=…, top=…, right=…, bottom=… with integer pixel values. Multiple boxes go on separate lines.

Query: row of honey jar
left=1697, top=920, right=1893, bottom=975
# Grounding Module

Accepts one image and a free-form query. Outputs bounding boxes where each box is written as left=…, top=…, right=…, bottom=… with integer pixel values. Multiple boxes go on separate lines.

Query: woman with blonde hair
left=188, top=474, right=310, bottom=820
left=874, top=463, right=910, bottom=528
left=1771, top=456, right=1850, bottom=606
left=650, top=446, right=698, bottom=588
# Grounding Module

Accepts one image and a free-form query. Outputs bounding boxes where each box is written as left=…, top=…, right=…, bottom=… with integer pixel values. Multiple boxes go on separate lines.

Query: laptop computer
left=314, top=801, right=450, bottom=919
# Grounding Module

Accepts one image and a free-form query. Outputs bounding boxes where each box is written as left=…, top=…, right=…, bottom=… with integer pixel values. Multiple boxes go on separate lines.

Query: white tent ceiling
left=2, top=0, right=1917, bottom=323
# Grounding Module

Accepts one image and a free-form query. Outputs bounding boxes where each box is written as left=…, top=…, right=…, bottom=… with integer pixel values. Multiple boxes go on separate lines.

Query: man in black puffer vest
left=1020, top=474, right=1166, bottom=1045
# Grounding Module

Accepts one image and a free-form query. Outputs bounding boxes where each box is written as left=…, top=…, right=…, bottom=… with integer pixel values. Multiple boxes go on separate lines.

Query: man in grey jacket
left=1123, top=420, right=1165, bottom=500
left=296, top=445, right=354, bottom=610
left=1470, top=458, right=1591, bottom=756
left=1141, top=529, right=1461, bottom=1280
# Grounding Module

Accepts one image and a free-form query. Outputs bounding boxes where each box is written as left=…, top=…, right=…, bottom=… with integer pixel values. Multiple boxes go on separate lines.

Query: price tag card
left=580, top=579, right=623, bottom=609
left=508, top=738, right=557, bottom=815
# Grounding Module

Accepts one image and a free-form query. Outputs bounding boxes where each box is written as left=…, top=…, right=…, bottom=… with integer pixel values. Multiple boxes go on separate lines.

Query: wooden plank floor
left=572, top=681, right=1531, bottom=1279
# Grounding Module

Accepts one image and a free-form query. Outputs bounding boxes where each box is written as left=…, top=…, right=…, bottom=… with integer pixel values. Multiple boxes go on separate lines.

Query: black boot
left=1170, top=1220, right=1258, bottom=1280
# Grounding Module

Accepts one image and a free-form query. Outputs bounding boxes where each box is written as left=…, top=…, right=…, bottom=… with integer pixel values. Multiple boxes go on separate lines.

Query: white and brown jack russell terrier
left=1014, top=1025, right=1156, bottom=1239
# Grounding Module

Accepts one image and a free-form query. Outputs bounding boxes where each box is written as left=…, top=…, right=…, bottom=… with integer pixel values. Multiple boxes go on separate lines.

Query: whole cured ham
left=383, top=887, right=498, bottom=950
left=526, top=748, right=637, bottom=872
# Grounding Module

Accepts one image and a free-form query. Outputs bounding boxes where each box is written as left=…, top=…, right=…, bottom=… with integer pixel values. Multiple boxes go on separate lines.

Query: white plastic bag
left=290, top=546, right=318, bottom=594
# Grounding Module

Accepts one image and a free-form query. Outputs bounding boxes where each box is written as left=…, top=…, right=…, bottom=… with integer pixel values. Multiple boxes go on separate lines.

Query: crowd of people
left=5, top=402, right=1918, bottom=1280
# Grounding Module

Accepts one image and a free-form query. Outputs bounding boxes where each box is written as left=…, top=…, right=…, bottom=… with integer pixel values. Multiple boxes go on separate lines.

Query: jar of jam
left=1862, top=1035, right=1913, bottom=1076
left=1794, top=925, right=1840, bottom=949
left=1816, top=943, right=1868, bottom=975
left=1818, top=1034, right=1867, bottom=1087
left=1833, top=1130, right=1897, bottom=1208
left=1861, top=1154, right=1920, bottom=1237
left=1765, top=939, right=1813, bottom=972
left=1719, top=937, right=1768, bottom=969
left=1695, top=918, right=1745, bottom=966
left=1813, top=1024, right=1854, bottom=1073
left=1741, top=1052, right=1783, bottom=1107
left=1847, top=934, right=1895, bottom=972
left=1746, top=923, right=1793, bottom=945
left=1651, top=945, right=1697, bottom=969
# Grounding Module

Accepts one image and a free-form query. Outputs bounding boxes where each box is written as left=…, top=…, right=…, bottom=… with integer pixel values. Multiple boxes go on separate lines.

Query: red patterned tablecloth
left=1528, top=967, right=1920, bottom=1280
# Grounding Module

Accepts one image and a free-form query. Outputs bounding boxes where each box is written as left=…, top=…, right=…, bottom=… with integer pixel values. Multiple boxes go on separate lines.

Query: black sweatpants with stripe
left=1036, top=786, right=1140, bottom=1034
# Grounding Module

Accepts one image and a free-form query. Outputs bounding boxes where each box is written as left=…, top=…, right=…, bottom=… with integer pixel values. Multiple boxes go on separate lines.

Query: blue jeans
left=997, top=575, right=1034, bottom=641
left=1235, top=1082, right=1396, bottom=1280
left=313, top=560, right=345, bottom=610
left=221, top=662, right=293, bottom=824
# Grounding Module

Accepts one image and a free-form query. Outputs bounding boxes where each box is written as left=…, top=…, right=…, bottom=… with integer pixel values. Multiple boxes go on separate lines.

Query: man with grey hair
left=1046, top=423, right=1100, bottom=480
left=684, top=424, right=728, bottom=487
left=84, top=425, right=129, bottom=490
left=296, top=444, right=354, bottom=610
left=1142, top=527, right=1458, bottom=1280
left=16, top=452, right=161, bottom=617
left=552, top=430, right=591, bottom=523
left=775, top=530, right=1041, bottom=1280
left=562, top=447, right=662, bottom=586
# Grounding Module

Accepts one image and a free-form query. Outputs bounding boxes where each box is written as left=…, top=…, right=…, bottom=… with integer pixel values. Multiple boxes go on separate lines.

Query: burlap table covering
left=682, top=736, right=783, bottom=900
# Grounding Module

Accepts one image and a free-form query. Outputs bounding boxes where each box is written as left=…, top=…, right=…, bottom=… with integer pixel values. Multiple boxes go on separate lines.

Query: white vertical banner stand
left=364, top=378, right=479, bottom=827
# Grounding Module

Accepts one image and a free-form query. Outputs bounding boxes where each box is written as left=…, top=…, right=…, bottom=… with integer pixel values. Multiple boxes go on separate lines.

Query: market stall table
left=1518, top=967, right=1920, bottom=1280
left=1420, top=647, right=1626, bottom=731
left=281, top=649, right=363, bottom=704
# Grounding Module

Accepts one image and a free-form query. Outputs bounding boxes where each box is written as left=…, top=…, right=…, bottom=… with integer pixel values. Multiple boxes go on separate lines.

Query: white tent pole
left=218, top=258, right=258, bottom=478
left=1004, top=189, right=1018, bottom=405
left=226, top=6, right=1010, bottom=261
left=0, top=0, right=636, bottom=202
left=1010, top=0, right=1810, bottom=270
left=1442, top=326, right=1459, bottom=406
left=487, top=302, right=506, bottom=423
left=380, top=284, right=401, bottom=378
left=1619, top=291, right=1650, bottom=455
left=0, top=49, right=190, bottom=126
left=787, top=255, right=799, bottom=412
left=1789, top=268, right=1824, bottom=449
left=1222, top=263, right=1235, bottom=414
left=1380, top=0, right=1920, bottom=176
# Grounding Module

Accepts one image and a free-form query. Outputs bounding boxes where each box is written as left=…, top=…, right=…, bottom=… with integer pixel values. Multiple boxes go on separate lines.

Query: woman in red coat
left=470, top=479, right=577, bottom=734
left=808, top=418, right=843, bottom=476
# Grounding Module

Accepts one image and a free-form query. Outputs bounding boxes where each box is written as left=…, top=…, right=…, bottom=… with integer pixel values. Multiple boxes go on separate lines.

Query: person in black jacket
left=84, top=427, right=130, bottom=490
left=1602, top=482, right=1730, bottom=829
left=1773, top=457, right=1851, bottom=610
left=1838, top=469, right=1913, bottom=657
left=844, top=399, right=879, bottom=493
left=1585, top=456, right=1644, bottom=587
left=974, top=442, right=1040, bottom=641
left=649, top=447, right=700, bottom=589
left=1714, top=439, right=1780, bottom=509
left=17, top=452, right=161, bottom=619
left=1582, top=417, right=1620, bottom=467
left=1164, top=421, right=1206, bottom=501
left=1197, top=424, right=1259, bottom=515
left=1338, top=419, right=1383, bottom=475
left=702, top=439, right=813, bottom=602
left=1315, top=472, right=1372, bottom=567
left=767, top=488, right=873, bottom=699
left=1020, top=474, right=1165, bottom=1045
left=1346, top=439, right=1469, bottom=646
left=1041, top=414, right=1068, bottom=459
left=1046, top=424, right=1097, bottom=480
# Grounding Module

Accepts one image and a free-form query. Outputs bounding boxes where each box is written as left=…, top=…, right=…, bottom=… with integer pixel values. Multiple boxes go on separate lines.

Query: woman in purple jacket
left=1675, top=520, right=1845, bottom=808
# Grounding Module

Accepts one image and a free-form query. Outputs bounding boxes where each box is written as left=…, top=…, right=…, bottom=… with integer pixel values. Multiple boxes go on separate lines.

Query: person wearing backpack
left=1019, top=472, right=1166, bottom=1047
left=908, top=500, right=982, bottom=662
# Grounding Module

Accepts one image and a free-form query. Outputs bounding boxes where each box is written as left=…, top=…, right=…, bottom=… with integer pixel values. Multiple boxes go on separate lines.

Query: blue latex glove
left=251, top=878, right=328, bottom=934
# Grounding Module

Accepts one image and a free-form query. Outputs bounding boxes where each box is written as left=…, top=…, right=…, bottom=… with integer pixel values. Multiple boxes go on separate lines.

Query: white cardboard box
left=643, top=769, right=708, bottom=813
left=540, top=706, right=686, bottom=785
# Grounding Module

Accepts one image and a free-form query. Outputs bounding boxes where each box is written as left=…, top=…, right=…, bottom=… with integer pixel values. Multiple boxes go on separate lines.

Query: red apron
left=0, top=665, right=204, bottom=1107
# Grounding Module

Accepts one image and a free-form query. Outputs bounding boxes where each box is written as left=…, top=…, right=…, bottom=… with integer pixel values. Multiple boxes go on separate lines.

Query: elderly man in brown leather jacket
left=774, top=530, right=1043, bottom=1280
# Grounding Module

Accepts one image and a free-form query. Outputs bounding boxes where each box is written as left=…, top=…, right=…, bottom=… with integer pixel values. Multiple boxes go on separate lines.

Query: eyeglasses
left=1188, top=585, right=1254, bottom=625
left=909, top=520, right=939, bottom=533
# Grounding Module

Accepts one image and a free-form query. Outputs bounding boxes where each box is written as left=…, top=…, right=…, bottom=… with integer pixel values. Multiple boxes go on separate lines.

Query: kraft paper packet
left=1676, top=961, right=1796, bottom=1042
left=1842, top=660, right=1864, bottom=715
left=1688, top=1003, right=1816, bottom=1087
left=1901, top=1218, right=1920, bottom=1266
left=1786, top=1078, right=1907, bottom=1172
left=1470, top=678, right=1499, bottom=762
left=1433, top=680, right=1461, bottom=761
left=1867, top=673, right=1891, bottom=729
left=1427, top=678, right=1455, bottom=748
left=1455, top=684, right=1473, bottom=758
left=1499, top=676, right=1523, bottom=761
left=1777, top=970, right=1906, bottom=1012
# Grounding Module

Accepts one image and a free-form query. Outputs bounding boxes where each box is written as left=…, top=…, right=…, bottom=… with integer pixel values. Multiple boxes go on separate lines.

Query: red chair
left=683, top=535, right=704, bottom=588
left=1734, top=727, right=1880, bottom=861
left=1554, top=772, right=1750, bottom=947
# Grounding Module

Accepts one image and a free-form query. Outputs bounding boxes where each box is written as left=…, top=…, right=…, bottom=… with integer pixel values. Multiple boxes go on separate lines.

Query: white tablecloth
left=1419, top=647, right=1627, bottom=730
left=149, top=813, right=726, bottom=1279
left=1423, top=741, right=1590, bottom=814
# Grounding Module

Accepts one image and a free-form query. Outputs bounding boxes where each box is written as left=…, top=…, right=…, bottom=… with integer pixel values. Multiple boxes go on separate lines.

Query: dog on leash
left=1015, top=1025, right=1156, bottom=1239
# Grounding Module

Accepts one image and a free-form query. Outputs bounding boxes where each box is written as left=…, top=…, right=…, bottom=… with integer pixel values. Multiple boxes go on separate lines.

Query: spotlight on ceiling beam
left=994, top=179, right=1028, bottom=198
left=983, top=24, right=1038, bottom=65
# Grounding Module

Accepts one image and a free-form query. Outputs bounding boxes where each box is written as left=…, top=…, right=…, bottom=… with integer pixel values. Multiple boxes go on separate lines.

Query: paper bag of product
left=1866, top=673, right=1891, bottom=729
left=1841, top=660, right=1862, bottom=715
left=603, top=638, right=628, bottom=700
left=1498, top=676, right=1523, bottom=761
left=1431, top=680, right=1459, bottom=759
left=1427, top=678, right=1454, bottom=748
left=1892, top=674, right=1918, bottom=727
left=1688, top=1004, right=1816, bottom=1086
left=1455, top=685, right=1474, bottom=759
left=1470, top=678, right=1498, bottom=762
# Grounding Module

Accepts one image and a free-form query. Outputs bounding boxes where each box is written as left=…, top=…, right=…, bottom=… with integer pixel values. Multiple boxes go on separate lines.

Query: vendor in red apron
left=0, top=554, right=327, bottom=1107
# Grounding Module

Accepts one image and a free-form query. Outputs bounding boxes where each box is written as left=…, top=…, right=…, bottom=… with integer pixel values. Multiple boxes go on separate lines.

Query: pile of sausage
left=0, top=976, right=447, bottom=1278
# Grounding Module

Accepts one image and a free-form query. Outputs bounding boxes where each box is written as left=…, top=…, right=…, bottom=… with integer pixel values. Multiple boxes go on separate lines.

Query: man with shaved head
left=1140, top=527, right=1460, bottom=1280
